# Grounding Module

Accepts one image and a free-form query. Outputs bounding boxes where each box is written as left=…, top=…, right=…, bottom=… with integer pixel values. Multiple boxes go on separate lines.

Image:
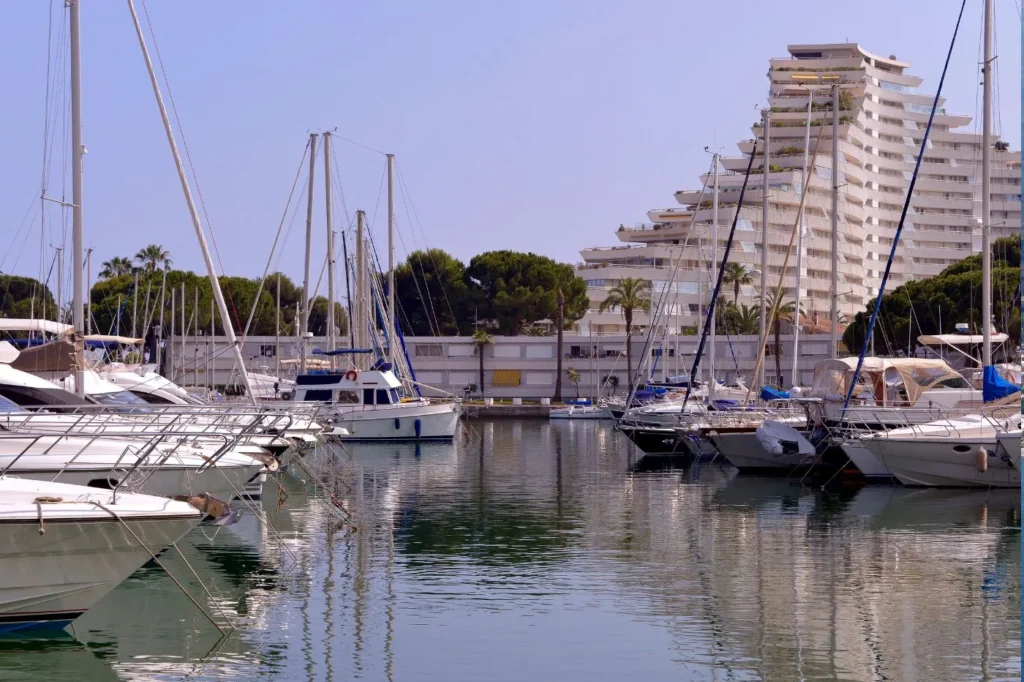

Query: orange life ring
left=344, top=369, right=359, bottom=382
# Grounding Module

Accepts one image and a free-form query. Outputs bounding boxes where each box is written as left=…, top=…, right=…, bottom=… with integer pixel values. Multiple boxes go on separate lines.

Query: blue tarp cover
left=982, top=365, right=1019, bottom=403
left=760, top=386, right=791, bottom=401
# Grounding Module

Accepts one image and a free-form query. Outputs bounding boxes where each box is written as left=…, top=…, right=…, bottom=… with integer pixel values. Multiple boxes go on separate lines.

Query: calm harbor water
left=0, top=419, right=1019, bottom=681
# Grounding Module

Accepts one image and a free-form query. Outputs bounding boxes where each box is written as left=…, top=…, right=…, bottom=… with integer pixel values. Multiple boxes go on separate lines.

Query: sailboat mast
left=759, top=107, right=770, bottom=388
left=386, top=154, right=396, bottom=367
left=980, top=0, right=992, bottom=365
left=126, top=0, right=255, bottom=402
left=324, top=132, right=336, bottom=368
left=69, top=0, right=85, bottom=396
left=301, top=132, right=318, bottom=374
left=275, top=272, right=281, bottom=380
left=791, top=89, right=812, bottom=388
left=709, top=153, right=718, bottom=400
left=356, top=209, right=366, bottom=367
left=830, top=82, right=840, bottom=360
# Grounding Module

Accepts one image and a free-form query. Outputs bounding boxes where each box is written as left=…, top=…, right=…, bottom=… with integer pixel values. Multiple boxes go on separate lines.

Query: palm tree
left=566, top=368, right=581, bottom=399
left=471, top=328, right=493, bottom=397
left=134, top=244, right=172, bottom=273
left=765, top=292, right=804, bottom=387
left=722, top=263, right=753, bottom=304
left=99, top=256, right=134, bottom=278
left=598, top=278, right=651, bottom=390
left=552, top=289, right=564, bottom=402
left=733, top=303, right=761, bottom=335
left=603, top=374, right=620, bottom=397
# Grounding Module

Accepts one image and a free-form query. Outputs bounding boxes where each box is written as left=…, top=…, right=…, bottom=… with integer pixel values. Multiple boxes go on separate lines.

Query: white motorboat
left=858, top=412, right=1021, bottom=488
left=0, top=431, right=267, bottom=501
left=0, top=476, right=208, bottom=632
left=288, top=365, right=460, bottom=441
left=549, top=404, right=608, bottom=420
left=707, top=418, right=814, bottom=472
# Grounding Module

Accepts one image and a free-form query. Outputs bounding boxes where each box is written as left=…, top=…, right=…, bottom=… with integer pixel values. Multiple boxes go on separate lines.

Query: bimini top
left=918, top=333, right=1009, bottom=346
left=0, top=318, right=72, bottom=336
left=810, top=357, right=969, bottom=406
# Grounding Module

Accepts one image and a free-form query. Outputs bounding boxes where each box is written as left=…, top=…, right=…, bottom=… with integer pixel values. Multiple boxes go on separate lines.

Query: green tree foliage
left=87, top=268, right=344, bottom=338
left=465, top=251, right=588, bottom=335
left=843, top=235, right=1021, bottom=356
left=392, top=249, right=588, bottom=336
left=394, top=249, right=473, bottom=335
left=0, top=275, right=56, bottom=320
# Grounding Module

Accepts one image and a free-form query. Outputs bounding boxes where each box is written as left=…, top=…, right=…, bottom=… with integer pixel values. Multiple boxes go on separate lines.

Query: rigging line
left=622, top=156, right=716, bottom=406
left=240, top=139, right=311, bottom=339
left=333, top=135, right=387, bottom=157
left=842, top=0, right=968, bottom=414
left=137, top=0, right=245, bottom=335
left=39, top=0, right=54, bottom=285
left=389, top=188, right=441, bottom=337
left=396, top=163, right=459, bottom=335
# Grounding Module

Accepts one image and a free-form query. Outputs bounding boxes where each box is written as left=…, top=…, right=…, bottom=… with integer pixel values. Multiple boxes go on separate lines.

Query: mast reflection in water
left=0, top=420, right=1017, bottom=681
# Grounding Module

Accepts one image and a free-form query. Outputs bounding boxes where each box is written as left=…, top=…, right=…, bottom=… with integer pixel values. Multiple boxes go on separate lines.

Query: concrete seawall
left=463, top=404, right=551, bottom=419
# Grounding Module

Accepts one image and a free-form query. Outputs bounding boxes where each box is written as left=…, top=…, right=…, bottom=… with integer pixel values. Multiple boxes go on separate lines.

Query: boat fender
left=395, top=418, right=401, bottom=430
left=345, top=369, right=359, bottom=381
left=771, top=444, right=784, bottom=457
left=976, top=447, right=988, bottom=474
left=415, top=418, right=422, bottom=438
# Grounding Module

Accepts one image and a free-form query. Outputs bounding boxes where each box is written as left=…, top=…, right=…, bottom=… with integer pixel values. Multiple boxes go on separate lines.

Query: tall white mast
left=791, top=89, right=812, bottom=388
left=980, top=0, right=993, bottom=365
left=324, top=132, right=336, bottom=368
left=356, top=209, right=366, bottom=366
left=301, top=132, right=317, bottom=374
left=386, top=154, right=396, bottom=366
left=759, top=108, right=770, bottom=388
left=126, top=0, right=255, bottom=403
left=830, top=82, right=840, bottom=360
left=69, top=0, right=85, bottom=396
left=709, top=153, right=718, bottom=400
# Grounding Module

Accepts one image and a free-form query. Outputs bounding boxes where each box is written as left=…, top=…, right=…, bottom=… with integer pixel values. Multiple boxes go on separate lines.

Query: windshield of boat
left=0, top=394, right=20, bottom=412
left=89, top=390, right=152, bottom=412
left=0, top=384, right=90, bottom=409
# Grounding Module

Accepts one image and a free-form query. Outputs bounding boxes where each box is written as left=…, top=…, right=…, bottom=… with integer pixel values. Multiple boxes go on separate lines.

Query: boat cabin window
left=131, top=391, right=175, bottom=405
left=90, top=390, right=152, bottom=413
left=336, top=390, right=359, bottom=403
left=390, top=388, right=400, bottom=403
left=305, top=389, right=333, bottom=402
left=376, top=389, right=391, bottom=405
left=0, top=385, right=88, bottom=409
left=0, top=394, right=20, bottom=412
left=363, top=389, right=374, bottom=405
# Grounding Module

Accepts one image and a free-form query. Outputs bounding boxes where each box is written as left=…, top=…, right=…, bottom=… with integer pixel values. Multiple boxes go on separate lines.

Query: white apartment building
left=579, top=43, right=1021, bottom=336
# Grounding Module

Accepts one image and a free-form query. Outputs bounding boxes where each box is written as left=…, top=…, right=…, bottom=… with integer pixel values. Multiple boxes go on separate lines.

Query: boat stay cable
left=840, top=0, right=968, bottom=415
left=743, top=125, right=826, bottom=404
left=681, top=140, right=759, bottom=411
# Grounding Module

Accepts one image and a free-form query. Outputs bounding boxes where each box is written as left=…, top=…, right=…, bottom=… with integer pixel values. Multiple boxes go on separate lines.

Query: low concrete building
left=165, top=332, right=839, bottom=400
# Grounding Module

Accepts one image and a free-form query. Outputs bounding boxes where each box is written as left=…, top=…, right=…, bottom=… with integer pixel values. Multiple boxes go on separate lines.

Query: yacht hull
left=862, top=435, right=1021, bottom=488
left=708, top=431, right=814, bottom=473
left=4, top=464, right=263, bottom=501
left=324, top=402, right=460, bottom=441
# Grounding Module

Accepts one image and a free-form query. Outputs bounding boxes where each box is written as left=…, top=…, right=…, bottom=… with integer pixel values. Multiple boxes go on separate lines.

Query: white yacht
left=287, top=364, right=460, bottom=441
left=0, top=476, right=207, bottom=632
left=858, top=411, right=1020, bottom=488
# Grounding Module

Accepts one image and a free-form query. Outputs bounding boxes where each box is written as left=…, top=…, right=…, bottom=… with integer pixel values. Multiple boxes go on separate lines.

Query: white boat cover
left=755, top=420, right=815, bottom=458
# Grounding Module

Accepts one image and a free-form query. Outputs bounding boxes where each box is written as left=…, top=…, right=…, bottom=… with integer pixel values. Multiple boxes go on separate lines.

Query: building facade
left=578, top=43, right=1021, bottom=336
left=165, top=332, right=839, bottom=398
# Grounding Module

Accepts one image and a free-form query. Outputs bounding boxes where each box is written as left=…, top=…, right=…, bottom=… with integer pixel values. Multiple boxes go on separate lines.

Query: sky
left=0, top=0, right=1019, bottom=288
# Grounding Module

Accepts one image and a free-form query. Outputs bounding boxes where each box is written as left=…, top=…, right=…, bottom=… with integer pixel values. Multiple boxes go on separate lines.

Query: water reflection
left=0, top=420, right=1017, bottom=681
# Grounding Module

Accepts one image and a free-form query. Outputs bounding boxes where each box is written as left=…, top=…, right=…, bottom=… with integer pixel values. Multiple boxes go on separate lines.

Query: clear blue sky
left=0, top=1, right=1019, bottom=286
